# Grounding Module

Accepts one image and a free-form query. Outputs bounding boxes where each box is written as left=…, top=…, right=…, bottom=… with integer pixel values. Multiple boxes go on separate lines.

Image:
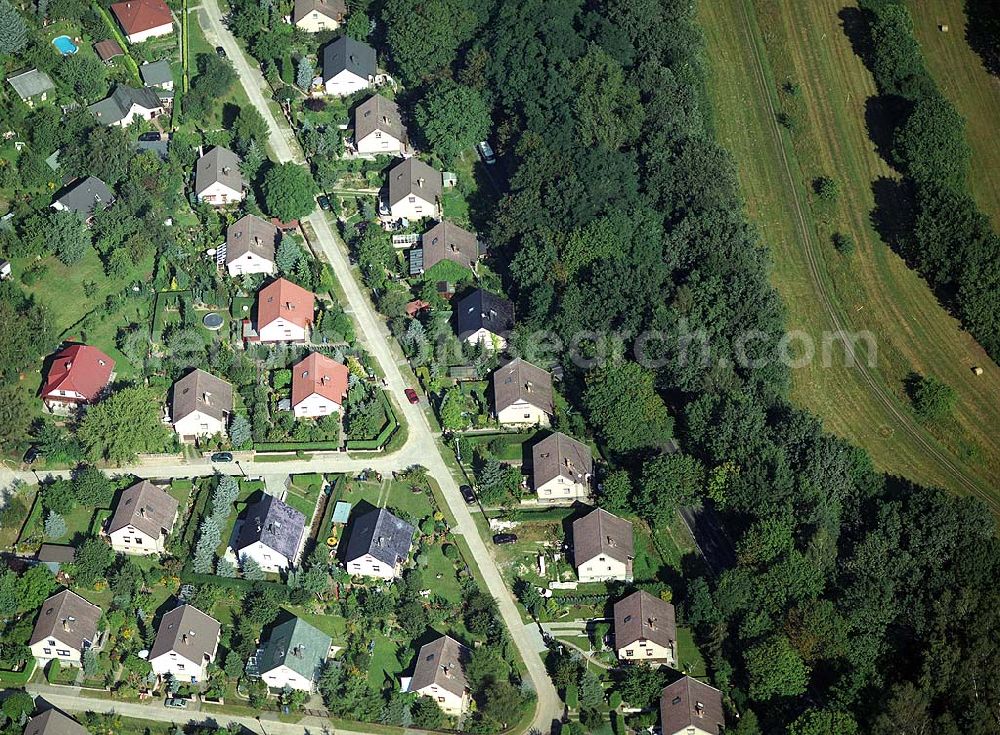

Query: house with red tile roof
left=291, top=352, right=349, bottom=418
left=255, top=278, right=315, bottom=343
left=40, top=345, right=115, bottom=413
left=110, top=0, right=173, bottom=43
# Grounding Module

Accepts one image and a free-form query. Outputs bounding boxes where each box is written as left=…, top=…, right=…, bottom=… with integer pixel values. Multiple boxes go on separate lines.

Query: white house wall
left=197, top=181, right=244, bottom=206
left=389, top=194, right=437, bottom=221
left=497, top=401, right=550, bottom=427
left=357, top=130, right=403, bottom=156
left=227, top=251, right=275, bottom=276
left=324, top=69, right=370, bottom=97
left=346, top=552, right=397, bottom=580
left=293, top=392, right=341, bottom=418
left=125, top=22, right=173, bottom=44
left=109, top=527, right=163, bottom=555
left=259, top=317, right=307, bottom=343
left=577, top=554, right=629, bottom=583
left=173, top=410, right=226, bottom=439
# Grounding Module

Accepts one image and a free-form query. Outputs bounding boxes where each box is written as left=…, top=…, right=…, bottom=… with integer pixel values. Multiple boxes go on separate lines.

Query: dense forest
left=859, top=0, right=1000, bottom=359
left=378, top=0, right=1000, bottom=730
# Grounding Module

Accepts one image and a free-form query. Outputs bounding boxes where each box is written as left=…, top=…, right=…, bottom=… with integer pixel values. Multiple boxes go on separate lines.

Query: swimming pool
left=52, top=35, right=79, bottom=55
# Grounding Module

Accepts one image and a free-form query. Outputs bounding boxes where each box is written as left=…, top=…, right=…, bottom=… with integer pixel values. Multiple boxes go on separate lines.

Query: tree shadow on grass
left=870, top=175, right=918, bottom=265
left=838, top=6, right=876, bottom=69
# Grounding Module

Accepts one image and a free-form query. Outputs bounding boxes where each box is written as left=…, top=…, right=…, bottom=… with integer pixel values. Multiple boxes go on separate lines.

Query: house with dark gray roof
left=22, top=709, right=89, bottom=735
left=492, top=359, right=554, bottom=427
left=354, top=94, right=407, bottom=156
left=29, top=590, right=102, bottom=667
left=194, top=146, right=244, bottom=206
left=531, top=432, right=592, bottom=503
left=88, top=84, right=163, bottom=127
left=455, top=289, right=513, bottom=350
left=139, top=59, right=174, bottom=102
left=149, top=604, right=220, bottom=683
left=572, top=507, right=633, bottom=582
left=660, top=676, right=725, bottom=735
left=258, top=616, right=332, bottom=691
left=322, top=36, right=375, bottom=97
left=407, top=635, right=471, bottom=716
left=107, top=479, right=179, bottom=555
left=344, top=507, right=414, bottom=580
left=235, top=494, right=307, bottom=573
left=51, top=176, right=114, bottom=218
left=7, top=68, right=55, bottom=106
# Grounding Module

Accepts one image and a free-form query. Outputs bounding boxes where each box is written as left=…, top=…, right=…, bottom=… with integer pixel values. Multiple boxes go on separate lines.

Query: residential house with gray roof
left=660, top=676, right=725, bottom=735
left=354, top=94, right=407, bottom=156
left=107, top=480, right=179, bottom=555
left=531, top=432, right=592, bottom=503
left=344, top=507, right=414, bottom=580
left=88, top=84, right=163, bottom=127
left=258, top=616, right=333, bottom=691
left=322, top=36, right=375, bottom=97
left=139, top=59, right=174, bottom=102
left=492, top=358, right=553, bottom=427
left=387, top=157, right=441, bottom=221
left=407, top=635, right=471, bottom=716
left=28, top=590, right=102, bottom=667
left=7, top=68, right=55, bottom=106
left=149, top=604, right=220, bottom=683
left=194, top=146, right=244, bottom=206
left=455, top=289, right=513, bottom=350
left=51, top=176, right=114, bottom=219
left=22, top=709, right=89, bottom=735
left=234, top=494, right=307, bottom=573
left=572, top=507, right=634, bottom=582
left=170, top=368, right=233, bottom=441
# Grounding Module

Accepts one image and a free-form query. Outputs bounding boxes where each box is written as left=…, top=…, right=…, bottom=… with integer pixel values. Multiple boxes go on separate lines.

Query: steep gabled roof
left=322, top=36, right=376, bottom=82
left=492, top=359, right=553, bottom=414
left=257, top=277, right=316, bottom=330
left=344, top=508, right=414, bottom=568
left=421, top=220, right=480, bottom=272
left=291, top=352, right=349, bottom=408
left=613, top=590, right=676, bottom=650
left=110, top=0, right=172, bottom=35
left=455, top=289, right=514, bottom=342
left=354, top=94, right=405, bottom=143
left=195, top=146, right=243, bottom=196
left=30, top=590, right=102, bottom=651
left=409, top=635, right=470, bottom=698
left=52, top=177, right=114, bottom=216
left=532, top=432, right=593, bottom=488
left=108, top=480, right=179, bottom=539
left=150, top=604, right=220, bottom=663
left=259, top=616, right=332, bottom=682
left=172, top=369, right=233, bottom=422
left=387, top=157, right=441, bottom=208
left=660, top=677, right=725, bottom=735
left=23, top=709, right=90, bottom=735
left=235, top=494, right=307, bottom=562
left=572, top=508, right=634, bottom=566
left=41, top=344, right=114, bottom=402
left=293, top=0, right=346, bottom=24
left=226, top=214, right=280, bottom=264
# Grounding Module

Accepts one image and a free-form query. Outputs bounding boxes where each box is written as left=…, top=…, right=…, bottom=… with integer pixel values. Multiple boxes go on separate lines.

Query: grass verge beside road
left=699, top=0, right=1000, bottom=504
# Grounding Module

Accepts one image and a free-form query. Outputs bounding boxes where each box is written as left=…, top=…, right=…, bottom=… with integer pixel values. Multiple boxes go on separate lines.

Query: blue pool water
left=52, top=35, right=79, bottom=55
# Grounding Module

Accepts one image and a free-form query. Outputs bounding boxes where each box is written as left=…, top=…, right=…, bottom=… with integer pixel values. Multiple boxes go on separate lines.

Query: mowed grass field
left=907, top=0, right=1000, bottom=229
left=698, top=0, right=1000, bottom=505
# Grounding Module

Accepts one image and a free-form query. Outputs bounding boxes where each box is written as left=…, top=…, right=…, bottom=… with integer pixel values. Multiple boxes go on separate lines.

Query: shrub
left=813, top=176, right=839, bottom=202
left=906, top=372, right=957, bottom=421
left=833, top=232, right=855, bottom=255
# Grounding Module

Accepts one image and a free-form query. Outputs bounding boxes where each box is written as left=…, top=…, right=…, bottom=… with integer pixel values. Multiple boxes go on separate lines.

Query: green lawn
left=285, top=473, right=324, bottom=519
left=907, top=0, right=1000, bottom=231
left=339, top=479, right=436, bottom=523
left=367, top=632, right=403, bottom=689
left=699, top=0, right=1000, bottom=502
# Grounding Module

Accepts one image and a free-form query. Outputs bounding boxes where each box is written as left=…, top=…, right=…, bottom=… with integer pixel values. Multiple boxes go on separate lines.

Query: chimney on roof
left=65, top=360, right=73, bottom=369
left=442, top=664, right=452, bottom=678
left=62, top=618, right=71, bottom=632
left=607, top=536, right=617, bottom=547
left=98, top=359, right=106, bottom=366
left=182, top=633, right=188, bottom=644
left=647, top=616, right=656, bottom=630
left=525, top=381, right=533, bottom=392
left=222, top=166, right=232, bottom=175
left=416, top=177, right=425, bottom=188
left=285, top=301, right=294, bottom=309
left=139, top=506, right=146, bottom=518
left=695, top=702, right=705, bottom=717
left=202, top=391, right=212, bottom=404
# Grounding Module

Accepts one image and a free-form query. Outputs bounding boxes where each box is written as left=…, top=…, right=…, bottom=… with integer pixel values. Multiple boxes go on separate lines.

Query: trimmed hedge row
left=254, top=441, right=341, bottom=451
left=346, top=389, right=399, bottom=450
